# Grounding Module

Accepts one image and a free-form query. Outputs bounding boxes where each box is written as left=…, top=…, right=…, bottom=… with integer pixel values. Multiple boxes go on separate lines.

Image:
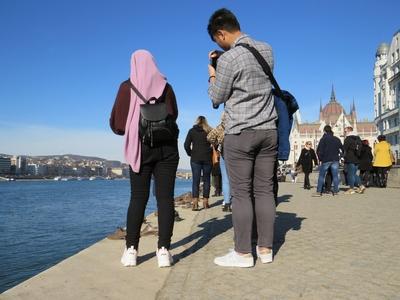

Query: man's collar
left=231, top=34, right=249, bottom=48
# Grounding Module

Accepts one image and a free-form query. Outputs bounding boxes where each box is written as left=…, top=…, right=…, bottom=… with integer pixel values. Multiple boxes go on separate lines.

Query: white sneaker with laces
left=214, top=249, right=254, bottom=268
left=121, top=246, right=137, bottom=267
left=157, top=247, right=173, bottom=267
left=256, top=246, right=273, bottom=264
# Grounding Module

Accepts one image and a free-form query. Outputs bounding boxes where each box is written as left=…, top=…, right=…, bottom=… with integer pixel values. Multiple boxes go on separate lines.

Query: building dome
left=376, top=43, right=389, bottom=56
left=322, top=101, right=344, bottom=116
left=320, top=86, right=345, bottom=124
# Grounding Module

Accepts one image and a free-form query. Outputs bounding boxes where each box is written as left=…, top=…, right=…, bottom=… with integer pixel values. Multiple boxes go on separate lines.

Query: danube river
left=0, top=179, right=192, bottom=293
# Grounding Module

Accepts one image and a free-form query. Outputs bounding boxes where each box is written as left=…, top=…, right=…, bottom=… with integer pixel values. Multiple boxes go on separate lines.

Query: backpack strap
left=236, top=43, right=286, bottom=104
left=127, top=80, right=149, bottom=103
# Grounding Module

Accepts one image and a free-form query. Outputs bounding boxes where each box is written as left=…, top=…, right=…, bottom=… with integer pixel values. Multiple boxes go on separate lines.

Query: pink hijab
left=124, top=50, right=167, bottom=172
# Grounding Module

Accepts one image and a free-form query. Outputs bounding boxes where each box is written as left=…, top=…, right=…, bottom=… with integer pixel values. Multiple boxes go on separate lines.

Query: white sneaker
left=121, top=246, right=137, bottom=267
left=356, top=185, right=366, bottom=194
left=214, top=249, right=254, bottom=268
left=157, top=247, right=173, bottom=268
left=256, top=246, right=273, bottom=264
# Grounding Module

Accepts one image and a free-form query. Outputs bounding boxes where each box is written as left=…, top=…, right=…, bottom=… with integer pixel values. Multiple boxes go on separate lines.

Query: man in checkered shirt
left=208, top=8, right=278, bottom=268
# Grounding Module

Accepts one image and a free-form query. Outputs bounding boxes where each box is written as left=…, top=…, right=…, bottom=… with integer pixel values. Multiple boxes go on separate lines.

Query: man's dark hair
left=207, top=8, right=241, bottom=41
left=323, top=125, right=333, bottom=134
left=377, top=134, right=386, bottom=141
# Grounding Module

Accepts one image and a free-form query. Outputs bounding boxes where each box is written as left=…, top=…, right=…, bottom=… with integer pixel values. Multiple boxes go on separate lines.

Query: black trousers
left=304, top=172, right=311, bottom=188
left=374, top=167, right=390, bottom=188
left=126, top=142, right=179, bottom=250
left=324, top=168, right=333, bottom=192
left=359, top=170, right=371, bottom=186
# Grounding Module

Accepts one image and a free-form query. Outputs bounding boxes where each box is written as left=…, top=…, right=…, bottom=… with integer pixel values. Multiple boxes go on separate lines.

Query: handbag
left=211, top=146, right=220, bottom=165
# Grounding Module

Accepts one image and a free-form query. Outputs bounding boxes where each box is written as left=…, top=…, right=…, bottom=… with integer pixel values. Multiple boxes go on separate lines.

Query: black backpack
left=129, top=81, right=179, bottom=147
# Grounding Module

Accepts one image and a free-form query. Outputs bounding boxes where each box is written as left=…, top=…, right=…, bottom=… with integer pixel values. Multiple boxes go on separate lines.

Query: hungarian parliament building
left=288, top=87, right=377, bottom=165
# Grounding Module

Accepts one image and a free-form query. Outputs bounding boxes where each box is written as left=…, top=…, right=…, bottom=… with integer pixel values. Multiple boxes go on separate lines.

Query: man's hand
left=208, top=51, right=217, bottom=77
left=208, top=65, right=216, bottom=77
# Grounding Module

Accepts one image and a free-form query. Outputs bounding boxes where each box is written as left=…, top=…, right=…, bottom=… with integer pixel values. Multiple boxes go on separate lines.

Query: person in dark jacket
left=359, top=139, right=373, bottom=187
left=184, top=116, right=213, bottom=210
left=296, top=141, right=318, bottom=189
left=343, top=126, right=365, bottom=194
left=313, top=125, right=344, bottom=196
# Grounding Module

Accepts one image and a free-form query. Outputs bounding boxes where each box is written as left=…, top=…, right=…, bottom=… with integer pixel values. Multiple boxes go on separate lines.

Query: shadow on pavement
left=276, top=194, right=293, bottom=206
left=170, top=214, right=232, bottom=263
left=139, top=196, right=304, bottom=264
left=273, top=211, right=306, bottom=255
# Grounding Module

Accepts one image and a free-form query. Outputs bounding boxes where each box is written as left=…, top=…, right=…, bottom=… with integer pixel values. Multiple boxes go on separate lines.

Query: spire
left=330, top=85, right=336, bottom=102
left=320, top=98, right=322, bottom=112
left=352, top=98, right=356, bottom=112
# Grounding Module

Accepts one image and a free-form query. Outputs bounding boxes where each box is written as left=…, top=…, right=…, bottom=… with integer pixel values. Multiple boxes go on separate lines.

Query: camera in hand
left=210, top=50, right=224, bottom=69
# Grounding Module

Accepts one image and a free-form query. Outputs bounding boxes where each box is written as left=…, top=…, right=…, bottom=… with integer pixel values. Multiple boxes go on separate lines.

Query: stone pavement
left=157, top=183, right=400, bottom=300
left=2, top=182, right=400, bottom=300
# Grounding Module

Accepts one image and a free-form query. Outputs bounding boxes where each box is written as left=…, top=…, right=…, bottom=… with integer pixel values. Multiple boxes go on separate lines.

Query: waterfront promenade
left=1, top=182, right=399, bottom=299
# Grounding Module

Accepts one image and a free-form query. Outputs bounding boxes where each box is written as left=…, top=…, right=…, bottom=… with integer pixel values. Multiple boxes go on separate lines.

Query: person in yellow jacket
left=373, top=135, right=395, bottom=187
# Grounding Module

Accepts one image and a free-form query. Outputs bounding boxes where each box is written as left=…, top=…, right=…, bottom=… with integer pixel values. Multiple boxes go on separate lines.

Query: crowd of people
left=293, top=125, right=396, bottom=197
left=109, top=8, right=396, bottom=270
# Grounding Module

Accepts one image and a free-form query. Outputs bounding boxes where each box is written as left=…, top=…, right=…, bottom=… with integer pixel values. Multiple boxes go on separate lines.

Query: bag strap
left=236, top=43, right=285, bottom=102
left=127, top=80, right=149, bottom=103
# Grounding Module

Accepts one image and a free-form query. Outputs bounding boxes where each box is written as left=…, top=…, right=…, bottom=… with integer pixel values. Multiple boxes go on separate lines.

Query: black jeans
left=126, top=142, right=179, bottom=250
left=190, top=161, right=212, bottom=198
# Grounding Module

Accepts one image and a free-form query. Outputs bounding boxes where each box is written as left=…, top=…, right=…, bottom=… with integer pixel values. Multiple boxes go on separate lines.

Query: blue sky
left=0, top=0, right=399, bottom=168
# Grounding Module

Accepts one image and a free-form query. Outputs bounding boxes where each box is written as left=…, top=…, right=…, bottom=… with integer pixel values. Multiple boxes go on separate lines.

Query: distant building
left=26, top=164, right=38, bottom=175
left=0, top=157, right=11, bottom=174
left=38, top=165, right=48, bottom=176
left=373, top=29, right=400, bottom=160
left=122, top=167, right=130, bottom=178
left=16, top=156, right=27, bottom=175
left=111, top=168, right=123, bottom=176
left=289, top=87, right=377, bottom=165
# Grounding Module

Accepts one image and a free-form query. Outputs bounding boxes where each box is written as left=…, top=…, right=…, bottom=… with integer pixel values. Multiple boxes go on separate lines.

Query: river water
left=0, top=179, right=192, bottom=293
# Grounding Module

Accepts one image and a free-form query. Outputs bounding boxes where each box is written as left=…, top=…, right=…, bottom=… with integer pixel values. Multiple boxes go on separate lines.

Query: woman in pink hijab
left=110, top=50, right=179, bottom=267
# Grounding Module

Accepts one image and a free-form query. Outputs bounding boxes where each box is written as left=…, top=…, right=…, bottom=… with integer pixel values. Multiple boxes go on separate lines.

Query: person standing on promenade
left=373, top=135, right=395, bottom=188
left=343, top=126, right=365, bottom=194
left=359, top=139, right=373, bottom=187
left=313, top=125, right=343, bottom=197
left=184, top=116, right=213, bottom=210
left=207, top=8, right=277, bottom=267
left=296, top=141, right=318, bottom=189
left=207, top=112, right=232, bottom=212
left=110, top=50, right=179, bottom=268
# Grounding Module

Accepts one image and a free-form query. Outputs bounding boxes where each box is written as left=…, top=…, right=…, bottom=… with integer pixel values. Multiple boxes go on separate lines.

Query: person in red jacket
left=110, top=50, right=179, bottom=268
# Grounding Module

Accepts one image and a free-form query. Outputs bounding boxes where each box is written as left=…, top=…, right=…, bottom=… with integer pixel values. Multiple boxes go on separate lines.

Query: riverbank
left=2, top=182, right=400, bottom=299
left=0, top=179, right=191, bottom=293
left=0, top=193, right=203, bottom=299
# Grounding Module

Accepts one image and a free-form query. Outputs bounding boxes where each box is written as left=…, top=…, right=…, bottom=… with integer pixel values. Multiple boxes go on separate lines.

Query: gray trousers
left=224, top=129, right=277, bottom=253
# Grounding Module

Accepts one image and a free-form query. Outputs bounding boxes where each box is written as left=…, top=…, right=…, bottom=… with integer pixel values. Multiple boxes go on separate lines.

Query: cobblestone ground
left=157, top=183, right=400, bottom=300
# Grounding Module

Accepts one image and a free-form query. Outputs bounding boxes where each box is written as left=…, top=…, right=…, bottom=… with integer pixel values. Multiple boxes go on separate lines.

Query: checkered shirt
left=208, top=34, right=277, bottom=134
